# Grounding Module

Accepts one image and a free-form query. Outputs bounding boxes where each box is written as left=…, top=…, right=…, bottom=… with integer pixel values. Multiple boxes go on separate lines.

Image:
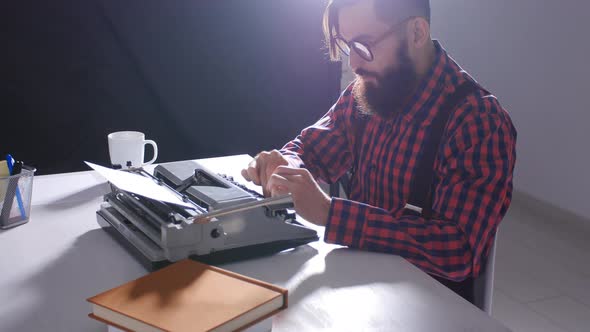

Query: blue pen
left=6, top=154, right=26, bottom=218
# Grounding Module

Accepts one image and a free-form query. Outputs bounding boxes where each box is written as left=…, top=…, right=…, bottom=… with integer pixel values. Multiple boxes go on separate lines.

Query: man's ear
left=409, top=17, right=430, bottom=48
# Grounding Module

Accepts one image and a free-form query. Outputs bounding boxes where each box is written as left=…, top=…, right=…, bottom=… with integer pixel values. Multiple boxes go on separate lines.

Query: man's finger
left=259, top=161, right=269, bottom=196
left=241, top=168, right=251, bottom=182
left=193, top=216, right=213, bottom=225
left=271, top=171, right=305, bottom=185
left=267, top=173, right=290, bottom=193
left=246, top=167, right=261, bottom=185
left=271, top=185, right=289, bottom=197
left=243, top=159, right=261, bottom=185
left=264, top=165, right=277, bottom=195
left=274, top=165, right=308, bottom=176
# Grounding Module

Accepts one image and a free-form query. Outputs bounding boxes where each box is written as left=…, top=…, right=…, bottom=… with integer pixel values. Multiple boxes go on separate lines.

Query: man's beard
left=352, top=40, right=419, bottom=119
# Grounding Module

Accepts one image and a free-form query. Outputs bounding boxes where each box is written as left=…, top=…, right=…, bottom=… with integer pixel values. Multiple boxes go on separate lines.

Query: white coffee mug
left=107, top=131, right=158, bottom=168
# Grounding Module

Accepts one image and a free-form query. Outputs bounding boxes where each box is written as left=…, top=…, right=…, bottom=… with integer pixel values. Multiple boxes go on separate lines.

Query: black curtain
left=1, top=0, right=341, bottom=175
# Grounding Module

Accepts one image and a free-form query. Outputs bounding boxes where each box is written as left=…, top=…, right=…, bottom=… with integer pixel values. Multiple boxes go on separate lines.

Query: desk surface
left=0, top=155, right=510, bottom=332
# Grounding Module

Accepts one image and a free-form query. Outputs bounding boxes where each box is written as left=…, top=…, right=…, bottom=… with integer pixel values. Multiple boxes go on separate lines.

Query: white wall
left=341, top=0, right=590, bottom=219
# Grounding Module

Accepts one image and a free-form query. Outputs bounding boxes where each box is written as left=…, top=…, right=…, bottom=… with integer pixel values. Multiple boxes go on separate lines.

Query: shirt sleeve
left=280, top=84, right=357, bottom=184
left=324, top=96, right=517, bottom=281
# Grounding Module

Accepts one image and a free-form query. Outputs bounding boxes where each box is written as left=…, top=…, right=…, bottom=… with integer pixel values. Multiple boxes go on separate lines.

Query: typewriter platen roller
left=96, top=160, right=319, bottom=270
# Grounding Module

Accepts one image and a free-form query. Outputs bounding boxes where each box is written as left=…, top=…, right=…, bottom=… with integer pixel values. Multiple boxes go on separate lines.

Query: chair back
left=472, top=233, right=498, bottom=315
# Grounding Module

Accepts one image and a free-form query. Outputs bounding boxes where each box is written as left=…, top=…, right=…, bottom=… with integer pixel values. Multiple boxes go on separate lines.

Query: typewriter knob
left=211, top=228, right=222, bottom=239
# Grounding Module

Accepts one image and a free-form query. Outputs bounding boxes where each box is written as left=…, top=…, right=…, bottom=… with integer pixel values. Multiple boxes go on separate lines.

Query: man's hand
left=267, top=166, right=331, bottom=226
left=241, top=150, right=289, bottom=197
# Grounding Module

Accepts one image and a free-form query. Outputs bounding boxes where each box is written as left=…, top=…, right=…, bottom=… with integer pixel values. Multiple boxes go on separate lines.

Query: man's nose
left=348, top=50, right=365, bottom=73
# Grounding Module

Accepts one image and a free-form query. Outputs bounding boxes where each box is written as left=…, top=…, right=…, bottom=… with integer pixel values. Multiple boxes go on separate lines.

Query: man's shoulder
left=447, top=77, right=516, bottom=137
left=442, top=56, right=512, bottom=126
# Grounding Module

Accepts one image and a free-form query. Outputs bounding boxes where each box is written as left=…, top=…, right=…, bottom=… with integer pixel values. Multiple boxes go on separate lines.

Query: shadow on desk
left=3, top=228, right=321, bottom=332
left=3, top=228, right=147, bottom=332
left=224, top=245, right=413, bottom=307
left=288, top=248, right=413, bottom=305
left=269, top=248, right=437, bottom=331
left=43, top=183, right=109, bottom=209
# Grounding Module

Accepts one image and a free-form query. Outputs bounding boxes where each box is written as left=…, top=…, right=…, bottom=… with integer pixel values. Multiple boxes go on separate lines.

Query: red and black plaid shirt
left=281, top=41, right=517, bottom=281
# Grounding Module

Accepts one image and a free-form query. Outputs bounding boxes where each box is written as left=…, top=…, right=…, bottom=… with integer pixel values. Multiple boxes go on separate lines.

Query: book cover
left=87, top=259, right=287, bottom=332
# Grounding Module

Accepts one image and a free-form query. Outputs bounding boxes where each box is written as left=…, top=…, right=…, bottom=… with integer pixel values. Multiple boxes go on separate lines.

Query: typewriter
left=96, top=160, right=319, bottom=270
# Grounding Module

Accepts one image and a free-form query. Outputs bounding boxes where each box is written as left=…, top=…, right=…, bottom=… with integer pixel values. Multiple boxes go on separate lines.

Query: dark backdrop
left=1, top=0, right=341, bottom=175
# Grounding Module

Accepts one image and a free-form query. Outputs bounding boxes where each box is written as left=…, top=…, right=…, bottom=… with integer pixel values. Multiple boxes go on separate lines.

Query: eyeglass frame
left=333, top=17, right=413, bottom=62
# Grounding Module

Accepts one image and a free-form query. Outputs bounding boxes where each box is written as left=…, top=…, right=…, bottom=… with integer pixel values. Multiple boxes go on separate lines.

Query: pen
left=12, top=161, right=23, bottom=175
left=5, top=154, right=26, bottom=218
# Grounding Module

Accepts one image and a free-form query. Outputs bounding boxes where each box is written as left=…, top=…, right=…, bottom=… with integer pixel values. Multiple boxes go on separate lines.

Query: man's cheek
left=364, top=75, right=379, bottom=84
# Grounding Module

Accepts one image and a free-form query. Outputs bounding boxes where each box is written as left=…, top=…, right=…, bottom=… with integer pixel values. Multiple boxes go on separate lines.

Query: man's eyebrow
left=341, top=33, right=373, bottom=42
left=353, top=34, right=373, bottom=41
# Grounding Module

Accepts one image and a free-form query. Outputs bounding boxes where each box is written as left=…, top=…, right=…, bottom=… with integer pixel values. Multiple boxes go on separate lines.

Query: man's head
left=323, top=0, right=433, bottom=118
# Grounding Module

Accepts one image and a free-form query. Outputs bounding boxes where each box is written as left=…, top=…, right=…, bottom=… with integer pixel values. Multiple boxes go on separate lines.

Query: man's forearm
left=324, top=198, right=479, bottom=281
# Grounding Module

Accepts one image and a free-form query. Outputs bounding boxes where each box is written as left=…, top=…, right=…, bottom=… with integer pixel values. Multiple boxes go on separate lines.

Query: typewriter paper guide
left=85, top=161, right=193, bottom=208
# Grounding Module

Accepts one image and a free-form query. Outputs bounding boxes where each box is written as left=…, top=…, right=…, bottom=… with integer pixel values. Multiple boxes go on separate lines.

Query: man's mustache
left=354, top=68, right=379, bottom=79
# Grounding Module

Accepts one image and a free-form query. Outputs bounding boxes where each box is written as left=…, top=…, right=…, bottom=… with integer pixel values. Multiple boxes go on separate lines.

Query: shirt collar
left=399, top=40, right=449, bottom=122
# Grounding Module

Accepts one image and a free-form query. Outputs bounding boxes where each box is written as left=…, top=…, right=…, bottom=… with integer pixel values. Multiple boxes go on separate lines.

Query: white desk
left=0, top=155, right=510, bottom=332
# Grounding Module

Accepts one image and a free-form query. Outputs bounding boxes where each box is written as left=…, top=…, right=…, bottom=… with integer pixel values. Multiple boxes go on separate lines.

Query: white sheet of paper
left=85, top=161, right=193, bottom=208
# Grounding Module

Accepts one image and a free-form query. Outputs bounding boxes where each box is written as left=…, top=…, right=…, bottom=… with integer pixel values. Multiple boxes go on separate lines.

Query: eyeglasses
left=334, top=19, right=410, bottom=62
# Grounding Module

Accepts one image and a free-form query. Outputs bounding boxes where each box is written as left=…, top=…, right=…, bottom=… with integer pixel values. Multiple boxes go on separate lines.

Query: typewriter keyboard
left=218, top=173, right=264, bottom=199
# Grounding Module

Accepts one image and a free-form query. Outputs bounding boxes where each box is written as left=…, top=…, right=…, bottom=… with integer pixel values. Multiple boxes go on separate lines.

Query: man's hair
left=323, top=0, right=431, bottom=61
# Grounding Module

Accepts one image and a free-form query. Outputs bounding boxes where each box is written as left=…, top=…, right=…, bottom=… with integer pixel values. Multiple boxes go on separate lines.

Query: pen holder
left=0, top=166, right=35, bottom=229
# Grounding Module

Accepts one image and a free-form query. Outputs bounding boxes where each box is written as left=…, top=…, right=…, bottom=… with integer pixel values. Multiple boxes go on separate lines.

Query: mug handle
left=143, top=140, right=158, bottom=165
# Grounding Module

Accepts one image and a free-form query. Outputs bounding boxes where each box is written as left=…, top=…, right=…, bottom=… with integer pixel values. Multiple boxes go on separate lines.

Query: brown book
left=87, top=259, right=287, bottom=332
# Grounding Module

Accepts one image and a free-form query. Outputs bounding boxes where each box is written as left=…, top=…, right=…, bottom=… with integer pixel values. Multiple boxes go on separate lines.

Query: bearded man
left=242, top=0, right=517, bottom=304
